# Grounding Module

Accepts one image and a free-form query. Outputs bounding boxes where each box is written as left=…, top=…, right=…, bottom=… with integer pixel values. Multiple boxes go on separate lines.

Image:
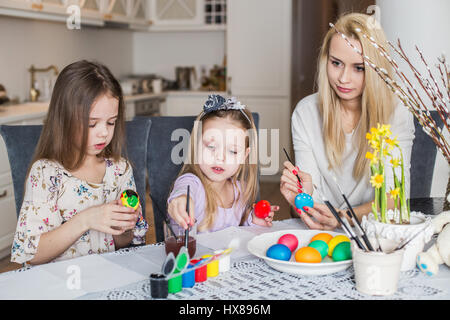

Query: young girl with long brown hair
left=167, top=94, right=279, bottom=233
left=11, top=60, right=148, bottom=265
left=280, top=13, right=415, bottom=230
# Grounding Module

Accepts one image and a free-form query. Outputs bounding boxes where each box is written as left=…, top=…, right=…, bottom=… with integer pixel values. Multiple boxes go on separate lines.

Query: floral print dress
left=11, top=158, right=148, bottom=264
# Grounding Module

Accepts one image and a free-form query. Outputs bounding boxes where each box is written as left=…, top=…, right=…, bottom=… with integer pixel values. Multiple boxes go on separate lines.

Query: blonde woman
left=168, top=95, right=279, bottom=233
left=280, top=13, right=415, bottom=230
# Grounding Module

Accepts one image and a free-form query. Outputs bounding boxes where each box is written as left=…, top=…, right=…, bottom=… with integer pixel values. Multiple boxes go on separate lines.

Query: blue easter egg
left=266, top=244, right=291, bottom=261
left=295, top=193, right=314, bottom=213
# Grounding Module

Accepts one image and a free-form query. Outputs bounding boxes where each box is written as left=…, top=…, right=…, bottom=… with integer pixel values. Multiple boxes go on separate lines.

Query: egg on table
left=332, top=241, right=352, bottom=261
left=294, top=246, right=322, bottom=263
left=266, top=244, right=292, bottom=261
left=328, top=235, right=350, bottom=257
left=310, top=232, right=333, bottom=244
left=277, top=233, right=299, bottom=252
left=308, top=240, right=329, bottom=259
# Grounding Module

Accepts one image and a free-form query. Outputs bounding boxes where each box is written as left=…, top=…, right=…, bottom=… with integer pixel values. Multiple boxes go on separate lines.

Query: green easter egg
left=332, top=241, right=352, bottom=261
left=308, top=240, right=328, bottom=259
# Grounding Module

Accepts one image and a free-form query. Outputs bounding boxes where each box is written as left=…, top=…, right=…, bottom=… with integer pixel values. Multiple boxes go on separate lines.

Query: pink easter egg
left=277, top=233, right=299, bottom=252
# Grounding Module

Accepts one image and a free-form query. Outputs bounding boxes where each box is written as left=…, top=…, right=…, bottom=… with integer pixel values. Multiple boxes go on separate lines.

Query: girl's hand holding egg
left=252, top=200, right=279, bottom=227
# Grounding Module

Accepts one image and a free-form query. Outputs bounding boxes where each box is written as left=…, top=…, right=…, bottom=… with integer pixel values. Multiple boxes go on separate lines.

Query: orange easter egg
left=310, top=232, right=333, bottom=244
left=294, top=247, right=322, bottom=263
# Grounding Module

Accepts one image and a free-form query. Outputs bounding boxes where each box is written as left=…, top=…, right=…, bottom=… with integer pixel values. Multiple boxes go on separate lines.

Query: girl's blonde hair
left=175, top=108, right=258, bottom=232
left=316, top=12, right=395, bottom=180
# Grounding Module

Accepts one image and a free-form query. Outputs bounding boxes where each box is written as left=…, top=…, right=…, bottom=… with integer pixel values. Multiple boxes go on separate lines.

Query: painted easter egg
left=310, top=232, right=333, bottom=244
left=308, top=240, right=329, bottom=259
left=277, top=234, right=299, bottom=252
left=294, top=247, right=322, bottom=263
left=328, top=235, right=350, bottom=257
left=254, top=200, right=271, bottom=219
left=266, top=244, right=291, bottom=261
left=294, top=193, right=314, bottom=213
left=121, top=189, right=140, bottom=210
left=332, top=241, right=352, bottom=261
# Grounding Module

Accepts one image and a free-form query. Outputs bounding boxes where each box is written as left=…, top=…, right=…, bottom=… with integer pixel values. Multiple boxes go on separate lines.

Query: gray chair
left=0, top=118, right=151, bottom=219
left=145, top=114, right=259, bottom=242
left=410, top=111, right=445, bottom=198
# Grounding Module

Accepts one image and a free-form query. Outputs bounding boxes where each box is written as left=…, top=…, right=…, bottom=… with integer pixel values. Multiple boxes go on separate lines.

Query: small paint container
left=168, top=270, right=182, bottom=294
left=191, top=258, right=207, bottom=282
left=214, top=249, right=231, bottom=273
left=182, top=264, right=195, bottom=288
left=202, top=254, right=219, bottom=277
left=149, top=273, right=168, bottom=299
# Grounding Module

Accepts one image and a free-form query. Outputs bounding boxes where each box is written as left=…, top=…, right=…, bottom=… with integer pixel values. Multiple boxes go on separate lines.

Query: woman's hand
left=167, top=195, right=195, bottom=230
left=81, top=200, right=138, bottom=235
left=280, top=161, right=313, bottom=206
left=295, top=203, right=340, bottom=230
left=251, top=204, right=279, bottom=227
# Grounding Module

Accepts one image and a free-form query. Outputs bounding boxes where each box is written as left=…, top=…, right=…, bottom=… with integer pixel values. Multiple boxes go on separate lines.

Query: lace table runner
left=80, top=256, right=448, bottom=300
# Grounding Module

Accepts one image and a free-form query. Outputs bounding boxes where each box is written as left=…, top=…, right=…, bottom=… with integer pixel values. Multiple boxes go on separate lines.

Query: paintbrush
left=185, top=185, right=190, bottom=249
left=331, top=176, right=374, bottom=251
left=313, top=184, right=366, bottom=251
left=392, top=224, right=430, bottom=252
left=283, top=147, right=302, bottom=184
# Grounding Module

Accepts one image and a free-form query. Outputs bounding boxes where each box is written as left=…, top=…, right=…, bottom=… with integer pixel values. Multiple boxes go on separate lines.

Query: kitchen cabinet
left=227, top=0, right=292, bottom=176
left=0, top=112, right=46, bottom=260
left=0, top=0, right=149, bottom=28
left=146, top=0, right=226, bottom=31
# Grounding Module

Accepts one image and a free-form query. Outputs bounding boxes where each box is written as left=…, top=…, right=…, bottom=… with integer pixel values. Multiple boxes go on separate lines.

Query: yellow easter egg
left=327, top=235, right=350, bottom=257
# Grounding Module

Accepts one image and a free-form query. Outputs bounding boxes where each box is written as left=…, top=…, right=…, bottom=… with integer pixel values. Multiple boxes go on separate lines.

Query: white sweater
left=291, top=93, right=415, bottom=210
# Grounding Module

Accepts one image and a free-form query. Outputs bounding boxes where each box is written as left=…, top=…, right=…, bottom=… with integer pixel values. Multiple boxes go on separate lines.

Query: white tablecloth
left=0, top=218, right=449, bottom=300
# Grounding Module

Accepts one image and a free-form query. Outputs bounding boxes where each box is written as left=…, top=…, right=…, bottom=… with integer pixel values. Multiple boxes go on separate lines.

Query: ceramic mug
left=351, top=237, right=405, bottom=296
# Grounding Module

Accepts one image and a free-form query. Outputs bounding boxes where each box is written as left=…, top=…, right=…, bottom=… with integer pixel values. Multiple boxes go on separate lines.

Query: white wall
left=132, top=30, right=225, bottom=81
left=377, top=0, right=450, bottom=197
left=0, top=16, right=134, bottom=102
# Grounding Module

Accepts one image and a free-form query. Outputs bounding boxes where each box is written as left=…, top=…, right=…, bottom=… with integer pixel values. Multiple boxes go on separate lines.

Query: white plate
left=247, top=229, right=352, bottom=276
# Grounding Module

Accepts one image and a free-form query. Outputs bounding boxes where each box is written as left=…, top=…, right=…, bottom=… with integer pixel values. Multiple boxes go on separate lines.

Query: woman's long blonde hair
left=316, top=12, right=395, bottom=180
left=173, top=108, right=258, bottom=232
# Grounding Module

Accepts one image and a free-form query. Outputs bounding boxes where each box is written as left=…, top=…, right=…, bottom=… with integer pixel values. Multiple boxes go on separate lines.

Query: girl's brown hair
left=175, top=108, right=258, bottom=232
left=30, top=60, right=126, bottom=171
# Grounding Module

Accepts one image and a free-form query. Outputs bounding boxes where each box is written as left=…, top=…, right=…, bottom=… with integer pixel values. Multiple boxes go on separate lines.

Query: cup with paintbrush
left=164, top=185, right=197, bottom=258
left=351, top=236, right=405, bottom=296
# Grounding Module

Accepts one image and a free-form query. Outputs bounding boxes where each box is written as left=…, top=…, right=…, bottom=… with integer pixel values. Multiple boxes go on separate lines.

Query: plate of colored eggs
left=247, top=230, right=353, bottom=275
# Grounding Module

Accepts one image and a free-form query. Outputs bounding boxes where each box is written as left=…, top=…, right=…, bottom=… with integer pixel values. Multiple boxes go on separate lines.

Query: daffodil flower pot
left=352, top=238, right=404, bottom=296
left=361, top=211, right=433, bottom=271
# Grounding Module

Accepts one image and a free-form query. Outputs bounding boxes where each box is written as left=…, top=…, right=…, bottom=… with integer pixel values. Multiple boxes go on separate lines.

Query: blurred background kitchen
left=0, top=0, right=448, bottom=268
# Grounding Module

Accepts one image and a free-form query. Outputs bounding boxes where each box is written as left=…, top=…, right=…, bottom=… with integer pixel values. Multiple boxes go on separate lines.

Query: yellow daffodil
left=370, top=174, right=384, bottom=189
left=377, top=123, right=392, bottom=137
left=390, top=157, right=401, bottom=168
left=389, top=187, right=400, bottom=200
left=365, top=151, right=378, bottom=165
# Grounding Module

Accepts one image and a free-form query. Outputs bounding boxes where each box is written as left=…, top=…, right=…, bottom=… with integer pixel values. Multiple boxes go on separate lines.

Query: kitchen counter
left=0, top=102, right=48, bottom=124
left=0, top=90, right=226, bottom=124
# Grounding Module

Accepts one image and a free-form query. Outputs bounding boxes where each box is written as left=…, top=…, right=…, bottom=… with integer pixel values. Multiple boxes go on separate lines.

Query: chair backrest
left=0, top=118, right=151, bottom=218
left=146, top=113, right=259, bottom=242
left=410, top=111, right=444, bottom=198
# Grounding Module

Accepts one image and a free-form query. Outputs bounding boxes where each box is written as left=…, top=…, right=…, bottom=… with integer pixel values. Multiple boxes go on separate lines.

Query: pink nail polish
left=292, top=169, right=298, bottom=176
